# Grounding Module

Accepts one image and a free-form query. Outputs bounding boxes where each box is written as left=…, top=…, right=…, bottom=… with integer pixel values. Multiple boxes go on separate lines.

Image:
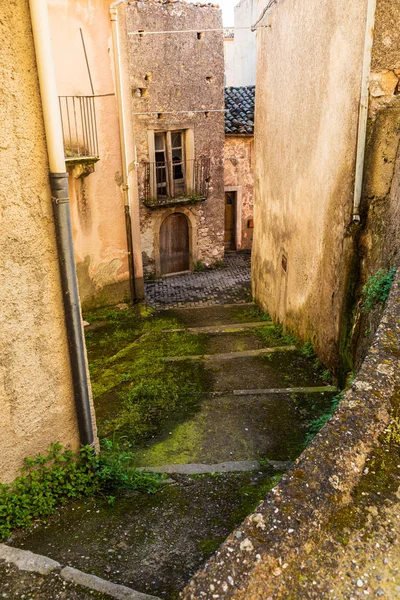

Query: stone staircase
left=136, top=303, right=337, bottom=473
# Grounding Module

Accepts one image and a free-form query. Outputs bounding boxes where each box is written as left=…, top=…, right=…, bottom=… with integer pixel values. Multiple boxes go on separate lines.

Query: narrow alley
left=4, top=258, right=336, bottom=599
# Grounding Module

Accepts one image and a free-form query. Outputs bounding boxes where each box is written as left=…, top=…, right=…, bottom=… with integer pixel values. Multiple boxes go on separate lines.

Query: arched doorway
left=160, top=213, right=190, bottom=275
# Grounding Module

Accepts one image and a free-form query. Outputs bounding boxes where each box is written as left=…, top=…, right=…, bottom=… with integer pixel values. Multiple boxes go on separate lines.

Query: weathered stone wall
left=0, top=0, right=81, bottom=482
left=350, top=0, right=400, bottom=368
left=252, top=0, right=369, bottom=372
left=48, top=0, right=131, bottom=309
left=224, top=136, right=254, bottom=250
left=182, top=269, right=400, bottom=600
left=125, top=0, right=225, bottom=276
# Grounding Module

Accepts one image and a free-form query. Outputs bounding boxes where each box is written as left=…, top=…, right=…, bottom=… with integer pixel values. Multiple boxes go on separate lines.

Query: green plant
left=193, top=260, right=207, bottom=272
left=301, top=341, right=315, bottom=359
left=0, top=441, right=162, bottom=541
left=305, top=392, right=343, bottom=445
left=362, top=268, right=396, bottom=312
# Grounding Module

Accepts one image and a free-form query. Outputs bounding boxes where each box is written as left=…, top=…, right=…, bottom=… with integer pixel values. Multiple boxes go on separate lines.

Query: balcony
left=141, top=158, right=211, bottom=209
left=58, top=95, right=100, bottom=163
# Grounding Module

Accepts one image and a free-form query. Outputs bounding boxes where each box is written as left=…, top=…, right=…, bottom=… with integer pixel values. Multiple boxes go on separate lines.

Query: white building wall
left=231, top=0, right=269, bottom=87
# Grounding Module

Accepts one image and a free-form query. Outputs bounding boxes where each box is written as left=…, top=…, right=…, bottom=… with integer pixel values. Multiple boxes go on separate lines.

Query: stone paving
left=144, top=252, right=251, bottom=309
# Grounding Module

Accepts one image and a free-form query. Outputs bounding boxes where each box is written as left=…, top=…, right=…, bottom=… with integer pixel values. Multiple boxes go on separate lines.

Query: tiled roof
left=225, top=86, right=255, bottom=135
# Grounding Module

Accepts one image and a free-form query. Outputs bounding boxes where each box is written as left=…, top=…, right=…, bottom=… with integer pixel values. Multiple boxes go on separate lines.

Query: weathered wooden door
left=225, top=191, right=236, bottom=250
left=160, top=213, right=190, bottom=275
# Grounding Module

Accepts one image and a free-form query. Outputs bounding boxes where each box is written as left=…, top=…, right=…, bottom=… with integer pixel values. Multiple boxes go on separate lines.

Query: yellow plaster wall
left=252, top=0, right=368, bottom=370
left=0, top=0, right=81, bottom=483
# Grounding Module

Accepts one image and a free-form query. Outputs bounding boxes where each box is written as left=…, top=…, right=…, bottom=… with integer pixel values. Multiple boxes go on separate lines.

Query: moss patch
left=84, top=305, right=209, bottom=443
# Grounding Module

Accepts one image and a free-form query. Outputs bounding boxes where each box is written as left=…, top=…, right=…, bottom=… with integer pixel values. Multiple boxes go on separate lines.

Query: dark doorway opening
left=160, top=213, right=190, bottom=275
left=224, top=191, right=236, bottom=251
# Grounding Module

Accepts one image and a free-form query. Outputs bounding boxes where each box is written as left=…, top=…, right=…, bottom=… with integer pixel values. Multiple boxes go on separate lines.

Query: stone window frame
left=147, top=128, right=195, bottom=199
left=224, top=185, right=243, bottom=250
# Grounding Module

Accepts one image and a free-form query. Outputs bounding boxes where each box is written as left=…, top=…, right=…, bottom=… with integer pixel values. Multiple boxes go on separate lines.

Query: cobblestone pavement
left=145, top=252, right=251, bottom=309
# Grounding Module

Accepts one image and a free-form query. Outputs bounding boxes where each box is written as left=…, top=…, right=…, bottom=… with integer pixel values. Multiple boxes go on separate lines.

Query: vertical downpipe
left=29, top=0, right=95, bottom=447
left=352, top=0, right=377, bottom=222
left=110, top=0, right=137, bottom=303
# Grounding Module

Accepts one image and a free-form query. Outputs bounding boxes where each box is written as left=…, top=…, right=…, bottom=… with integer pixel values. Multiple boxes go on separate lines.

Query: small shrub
left=0, top=441, right=162, bottom=541
left=305, top=392, right=343, bottom=445
left=301, top=341, right=315, bottom=359
left=362, top=268, right=396, bottom=312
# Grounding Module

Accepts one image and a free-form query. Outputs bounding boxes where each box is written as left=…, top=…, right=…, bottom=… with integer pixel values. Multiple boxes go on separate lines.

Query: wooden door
left=160, top=213, right=190, bottom=275
left=225, top=191, right=236, bottom=250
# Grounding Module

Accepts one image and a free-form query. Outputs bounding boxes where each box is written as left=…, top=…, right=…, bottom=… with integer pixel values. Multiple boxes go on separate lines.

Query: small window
left=151, top=130, right=186, bottom=199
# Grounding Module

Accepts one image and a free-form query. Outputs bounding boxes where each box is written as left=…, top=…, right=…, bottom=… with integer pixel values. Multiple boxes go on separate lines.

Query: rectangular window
left=152, top=130, right=187, bottom=199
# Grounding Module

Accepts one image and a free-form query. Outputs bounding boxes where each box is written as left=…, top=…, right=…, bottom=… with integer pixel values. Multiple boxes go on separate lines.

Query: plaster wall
left=252, top=0, right=369, bottom=371
left=224, top=37, right=235, bottom=87
left=231, top=0, right=269, bottom=87
left=0, top=0, right=81, bottom=482
left=48, top=0, right=131, bottom=309
left=125, top=0, right=225, bottom=276
left=224, top=136, right=254, bottom=250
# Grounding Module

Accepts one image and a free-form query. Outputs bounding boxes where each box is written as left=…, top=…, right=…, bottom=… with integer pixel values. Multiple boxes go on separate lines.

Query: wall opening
left=160, top=213, right=190, bottom=275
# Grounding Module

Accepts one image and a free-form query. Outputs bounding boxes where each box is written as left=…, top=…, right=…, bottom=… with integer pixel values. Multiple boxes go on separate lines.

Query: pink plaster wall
left=48, top=0, right=130, bottom=309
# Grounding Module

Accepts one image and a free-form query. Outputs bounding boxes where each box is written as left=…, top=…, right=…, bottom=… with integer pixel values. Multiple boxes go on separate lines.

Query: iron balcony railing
left=141, top=157, right=211, bottom=208
left=58, top=95, right=99, bottom=160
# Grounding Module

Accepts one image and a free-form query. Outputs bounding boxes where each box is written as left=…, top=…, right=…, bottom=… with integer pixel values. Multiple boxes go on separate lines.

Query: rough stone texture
left=251, top=0, right=369, bottom=372
left=0, top=0, right=82, bottom=483
left=224, top=136, right=254, bottom=250
left=181, top=270, right=400, bottom=600
left=349, top=0, right=400, bottom=368
left=0, top=545, right=60, bottom=575
left=125, top=0, right=225, bottom=276
left=48, top=0, right=134, bottom=310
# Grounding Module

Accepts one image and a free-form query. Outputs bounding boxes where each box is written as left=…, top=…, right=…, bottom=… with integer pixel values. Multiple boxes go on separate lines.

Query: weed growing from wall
left=362, top=268, right=397, bottom=313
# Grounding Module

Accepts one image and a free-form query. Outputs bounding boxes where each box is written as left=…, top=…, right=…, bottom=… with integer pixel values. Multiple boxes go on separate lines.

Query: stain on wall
left=0, top=0, right=82, bottom=482
left=252, top=0, right=368, bottom=372
left=48, top=0, right=131, bottom=309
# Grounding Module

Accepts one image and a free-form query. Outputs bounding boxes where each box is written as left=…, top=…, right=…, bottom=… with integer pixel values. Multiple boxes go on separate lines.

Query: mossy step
left=162, top=304, right=269, bottom=328
left=160, top=321, right=274, bottom=334
left=140, top=460, right=292, bottom=475
left=165, top=346, right=297, bottom=362
left=135, top=391, right=336, bottom=468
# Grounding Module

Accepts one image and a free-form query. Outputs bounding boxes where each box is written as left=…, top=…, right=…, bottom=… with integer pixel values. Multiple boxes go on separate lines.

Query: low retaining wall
left=182, top=270, right=400, bottom=599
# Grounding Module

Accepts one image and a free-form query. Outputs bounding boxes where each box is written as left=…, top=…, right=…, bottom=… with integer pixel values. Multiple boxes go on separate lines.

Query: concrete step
left=165, top=346, right=297, bottom=362
left=161, top=303, right=268, bottom=328
left=140, top=460, right=292, bottom=475
left=160, top=321, right=274, bottom=334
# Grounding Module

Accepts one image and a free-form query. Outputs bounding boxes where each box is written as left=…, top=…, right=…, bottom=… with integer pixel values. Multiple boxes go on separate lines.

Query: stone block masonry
left=125, top=0, right=225, bottom=277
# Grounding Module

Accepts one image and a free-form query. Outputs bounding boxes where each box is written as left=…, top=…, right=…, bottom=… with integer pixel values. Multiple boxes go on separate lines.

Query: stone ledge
left=181, top=269, right=399, bottom=599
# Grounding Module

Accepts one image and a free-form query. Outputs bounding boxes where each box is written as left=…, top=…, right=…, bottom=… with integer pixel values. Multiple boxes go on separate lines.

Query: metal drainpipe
left=29, top=0, right=94, bottom=447
left=110, top=0, right=136, bottom=303
left=352, top=0, right=377, bottom=222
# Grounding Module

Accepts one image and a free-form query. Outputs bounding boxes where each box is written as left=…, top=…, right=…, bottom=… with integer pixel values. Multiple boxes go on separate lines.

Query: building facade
left=125, top=0, right=225, bottom=276
left=252, top=0, right=400, bottom=372
left=0, top=0, right=96, bottom=483
left=48, top=0, right=143, bottom=310
left=224, top=86, right=255, bottom=251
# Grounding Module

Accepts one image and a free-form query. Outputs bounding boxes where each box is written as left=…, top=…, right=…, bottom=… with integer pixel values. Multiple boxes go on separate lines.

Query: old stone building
left=252, top=0, right=400, bottom=373
left=224, top=86, right=255, bottom=251
left=125, top=0, right=225, bottom=276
